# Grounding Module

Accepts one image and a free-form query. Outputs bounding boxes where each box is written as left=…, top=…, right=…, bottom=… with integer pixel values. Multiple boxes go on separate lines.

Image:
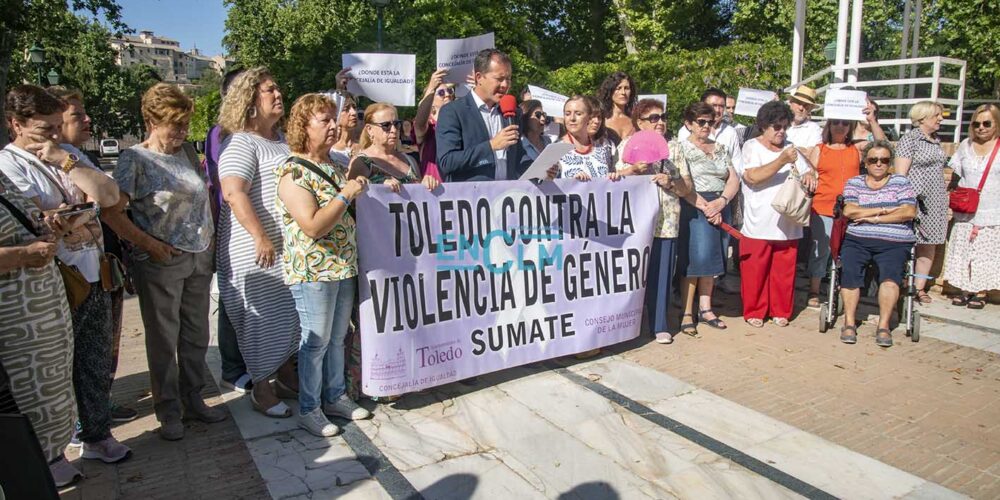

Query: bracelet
left=719, top=194, right=729, bottom=204
left=335, top=194, right=351, bottom=206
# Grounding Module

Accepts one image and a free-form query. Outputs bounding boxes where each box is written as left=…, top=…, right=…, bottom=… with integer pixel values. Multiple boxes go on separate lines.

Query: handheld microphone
left=499, top=94, right=518, bottom=129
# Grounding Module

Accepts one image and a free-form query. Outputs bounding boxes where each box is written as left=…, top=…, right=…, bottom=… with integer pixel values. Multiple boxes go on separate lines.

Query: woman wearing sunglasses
left=519, top=99, right=551, bottom=161
left=616, top=98, right=693, bottom=344
left=737, top=101, right=817, bottom=328
left=413, top=69, right=456, bottom=182
left=348, top=102, right=440, bottom=192
left=803, top=118, right=864, bottom=308
left=943, top=104, right=1000, bottom=310
left=674, top=102, right=740, bottom=336
left=839, top=141, right=918, bottom=347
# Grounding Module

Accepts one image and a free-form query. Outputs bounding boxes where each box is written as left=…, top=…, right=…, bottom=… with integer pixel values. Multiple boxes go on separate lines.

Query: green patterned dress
left=0, top=173, right=76, bottom=462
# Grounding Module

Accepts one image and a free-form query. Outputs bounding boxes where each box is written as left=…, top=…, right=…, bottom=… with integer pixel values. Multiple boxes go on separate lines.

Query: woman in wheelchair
left=839, top=141, right=918, bottom=347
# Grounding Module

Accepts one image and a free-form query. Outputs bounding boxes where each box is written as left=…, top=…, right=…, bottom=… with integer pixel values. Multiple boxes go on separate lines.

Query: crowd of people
left=1, top=47, right=997, bottom=489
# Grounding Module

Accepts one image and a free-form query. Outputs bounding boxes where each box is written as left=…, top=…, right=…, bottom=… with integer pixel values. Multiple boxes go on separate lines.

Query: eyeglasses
left=829, top=119, right=851, bottom=126
left=866, top=157, right=892, bottom=165
left=639, top=113, right=664, bottom=124
left=769, top=123, right=788, bottom=132
left=973, top=120, right=994, bottom=129
left=436, top=87, right=455, bottom=97
left=693, top=118, right=715, bottom=128
left=373, top=119, right=403, bottom=132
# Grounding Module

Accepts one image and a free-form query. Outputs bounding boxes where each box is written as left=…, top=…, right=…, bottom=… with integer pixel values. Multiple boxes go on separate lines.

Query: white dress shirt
left=471, top=91, right=506, bottom=180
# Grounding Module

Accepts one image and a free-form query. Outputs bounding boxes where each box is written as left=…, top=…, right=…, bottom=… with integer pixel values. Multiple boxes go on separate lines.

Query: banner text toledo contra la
left=356, top=177, right=658, bottom=395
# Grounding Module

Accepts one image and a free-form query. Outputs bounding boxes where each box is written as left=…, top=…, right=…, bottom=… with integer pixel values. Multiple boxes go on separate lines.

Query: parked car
left=100, top=139, right=120, bottom=157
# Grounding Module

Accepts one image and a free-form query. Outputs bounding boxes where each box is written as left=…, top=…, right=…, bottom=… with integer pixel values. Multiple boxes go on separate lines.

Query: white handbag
left=770, top=162, right=812, bottom=226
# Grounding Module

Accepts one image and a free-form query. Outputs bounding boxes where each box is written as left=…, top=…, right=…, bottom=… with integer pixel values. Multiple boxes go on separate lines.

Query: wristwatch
left=60, top=153, right=80, bottom=174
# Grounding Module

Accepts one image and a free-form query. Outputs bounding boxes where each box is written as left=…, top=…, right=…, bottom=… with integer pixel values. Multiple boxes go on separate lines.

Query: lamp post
left=28, top=42, right=46, bottom=86
left=47, top=69, right=61, bottom=86
left=369, top=0, right=391, bottom=51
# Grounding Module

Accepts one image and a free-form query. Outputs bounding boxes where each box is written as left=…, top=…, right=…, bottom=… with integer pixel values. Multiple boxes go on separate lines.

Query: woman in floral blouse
left=276, top=94, right=372, bottom=437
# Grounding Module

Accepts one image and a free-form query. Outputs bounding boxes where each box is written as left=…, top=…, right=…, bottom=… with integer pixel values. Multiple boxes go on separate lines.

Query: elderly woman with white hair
left=894, top=101, right=948, bottom=304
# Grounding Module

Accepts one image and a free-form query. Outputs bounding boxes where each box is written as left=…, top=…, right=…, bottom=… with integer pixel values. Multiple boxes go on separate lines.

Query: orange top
left=812, top=144, right=860, bottom=216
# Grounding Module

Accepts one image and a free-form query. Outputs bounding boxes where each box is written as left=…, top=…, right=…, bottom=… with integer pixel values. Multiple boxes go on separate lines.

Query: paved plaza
left=57, top=281, right=999, bottom=499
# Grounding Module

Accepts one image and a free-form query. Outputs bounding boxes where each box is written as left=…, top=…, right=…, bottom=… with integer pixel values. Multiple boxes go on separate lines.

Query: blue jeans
left=645, top=238, right=677, bottom=334
left=290, top=278, right=356, bottom=414
left=807, top=213, right=834, bottom=279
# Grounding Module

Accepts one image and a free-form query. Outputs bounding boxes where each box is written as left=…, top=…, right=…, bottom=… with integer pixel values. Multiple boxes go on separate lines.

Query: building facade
left=110, top=30, right=231, bottom=84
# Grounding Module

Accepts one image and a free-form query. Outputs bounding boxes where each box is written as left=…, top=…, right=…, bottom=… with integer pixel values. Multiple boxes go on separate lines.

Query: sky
left=109, top=0, right=229, bottom=57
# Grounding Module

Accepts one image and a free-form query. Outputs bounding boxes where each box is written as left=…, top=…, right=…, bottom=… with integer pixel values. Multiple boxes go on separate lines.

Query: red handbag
left=949, top=140, right=999, bottom=214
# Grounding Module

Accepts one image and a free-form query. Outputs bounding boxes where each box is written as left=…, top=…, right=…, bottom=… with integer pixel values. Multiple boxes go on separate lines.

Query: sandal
left=807, top=294, right=821, bottom=309
left=773, top=317, right=789, bottom=327
left=916, top=290, right=932, bottom=305
left=839, top=325, right=857, bottom=344
left=250, top=391, right=292, bottom=418
left=745, top=318, right=764, bottom=328
left=274, top=379, right=299, bottom=400
left=967, top=296, right=986, bottom=310
left=875, top=328, right=893, bottom=348
left=951, top=294, right=970, bottom=307
left=698, top=309, right=727, bottom=330
left=680, top=313, right=698, bottom=336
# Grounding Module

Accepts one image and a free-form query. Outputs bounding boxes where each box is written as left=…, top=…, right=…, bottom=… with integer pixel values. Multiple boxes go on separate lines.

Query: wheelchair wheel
left=819, top=303, right=829, bottom=333
left=910, top=311, right=921, bottom=342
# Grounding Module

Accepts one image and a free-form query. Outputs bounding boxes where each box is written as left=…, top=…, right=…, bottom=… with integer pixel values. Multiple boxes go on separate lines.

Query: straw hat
left=788, top=85, right=818, bottom=107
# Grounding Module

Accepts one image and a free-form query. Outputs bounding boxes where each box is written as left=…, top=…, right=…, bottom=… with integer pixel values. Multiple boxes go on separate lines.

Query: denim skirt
left=678, top=191, right=731, bottom=277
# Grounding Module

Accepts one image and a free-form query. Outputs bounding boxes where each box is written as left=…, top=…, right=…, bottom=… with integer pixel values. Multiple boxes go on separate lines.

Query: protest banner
left=735, top=88, right=778, bottom=117
left=823, top=88, right=868, bottom=121
left=437, top=33, right=495, bottom=97
left=637, top=94, right=668, bottom=109
left=342, top=53, right=417, bottom=106
left=356, top=178, right=659, bottom=396
left=528, top=85, right=569, bottom=117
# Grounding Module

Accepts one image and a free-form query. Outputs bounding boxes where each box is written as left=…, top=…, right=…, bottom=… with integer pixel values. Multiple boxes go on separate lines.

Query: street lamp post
left=47, top=69, right=61, bottom=86
left=28, top=42, right=47, bottom=86
left=369, top=0, right=391, bottom=51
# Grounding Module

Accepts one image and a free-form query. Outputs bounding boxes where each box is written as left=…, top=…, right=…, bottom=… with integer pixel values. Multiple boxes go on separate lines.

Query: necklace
left=567, top=133, right=593, bottom=154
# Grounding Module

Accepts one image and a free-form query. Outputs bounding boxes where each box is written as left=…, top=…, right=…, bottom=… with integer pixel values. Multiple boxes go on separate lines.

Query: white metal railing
left=786, top=56, right=968, bottom=142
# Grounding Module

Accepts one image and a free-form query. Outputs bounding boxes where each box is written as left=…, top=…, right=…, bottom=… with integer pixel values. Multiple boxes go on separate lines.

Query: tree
left=188, top=88, right=221, bottom=143
left=0, top=0, right=127, bottom=146
left=923, top=0, right=1000, bottom=98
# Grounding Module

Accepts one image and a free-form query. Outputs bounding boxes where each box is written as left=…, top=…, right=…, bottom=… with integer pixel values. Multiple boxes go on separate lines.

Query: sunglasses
left=436, top=87, right=456, bottom=97
left=640, top=113, right=664, bottom=124
left=373, top=119, right=403, bottom=132
left=973, top=120, right=994, bottom=129
left=769, top=123, right=788, bottom=132
left=866, top=157, right=892, bottom=165
left=829, top=119, right=851, bottom=126
left=532, top=111, right=547, bottom=120
left=693, top=118, right=715, bottom=128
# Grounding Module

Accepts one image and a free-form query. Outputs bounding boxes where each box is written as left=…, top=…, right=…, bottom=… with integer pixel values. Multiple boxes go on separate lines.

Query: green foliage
left=924, top=0, right=1000, bottom=97
left=544, top=41, right=789, bottom=129
left=188, top=88, right=221, bottom=142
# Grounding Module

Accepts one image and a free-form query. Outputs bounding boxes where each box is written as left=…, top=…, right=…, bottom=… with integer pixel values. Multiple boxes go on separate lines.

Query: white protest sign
left=638, top=94, right=668, bottom=109
left=735, top=88, right=778, bottom=117
left=437, top=32, right=495, bottom=97
left=823, top=89, right=868, bottom=121
left=343, top=53, right=417, bottom=106
left=527, top=85, right=569, bottom=117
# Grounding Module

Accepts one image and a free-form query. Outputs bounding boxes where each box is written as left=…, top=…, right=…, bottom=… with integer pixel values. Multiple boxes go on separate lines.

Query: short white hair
left=909, top=101, right=943, bottom=126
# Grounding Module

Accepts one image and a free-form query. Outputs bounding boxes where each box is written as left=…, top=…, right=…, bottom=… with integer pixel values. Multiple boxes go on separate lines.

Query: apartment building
left=110, top=30, right=230, bottom=84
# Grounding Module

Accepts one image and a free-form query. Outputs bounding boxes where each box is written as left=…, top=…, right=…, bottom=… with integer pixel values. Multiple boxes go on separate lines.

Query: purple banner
left=356, top=177, right=659, bottom=396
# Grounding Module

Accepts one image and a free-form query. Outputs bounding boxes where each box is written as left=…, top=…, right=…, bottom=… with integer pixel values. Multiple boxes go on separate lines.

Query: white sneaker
left=323, top=395, right=372, bottom=420
left=298, top=408, right=339, bottom=437
left=654, top=332, right=674, bottom=344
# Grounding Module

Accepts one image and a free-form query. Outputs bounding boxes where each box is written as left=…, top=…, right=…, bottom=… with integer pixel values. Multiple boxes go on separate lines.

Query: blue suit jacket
left=435, top=92, right=529, bottom=182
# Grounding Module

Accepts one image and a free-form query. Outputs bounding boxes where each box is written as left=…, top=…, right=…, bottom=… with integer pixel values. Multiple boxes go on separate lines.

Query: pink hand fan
left=622, top=130, right=670, bottom=165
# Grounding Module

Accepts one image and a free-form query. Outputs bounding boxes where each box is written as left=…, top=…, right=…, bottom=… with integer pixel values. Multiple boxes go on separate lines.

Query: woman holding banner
left=675, top=102, right=740, bottom=335
left=217, top=67, right=300, bottom=418
left=737, top=101, right=817, bottom=327
left=414, top=69, right=456, bottom=182
left=617, top=98, right=693, bottom=343
left=597, top=72, right=637, bottom=144
left=348, top=102, right=440, bottom=191
left=277, top=94, right=372, bottom=437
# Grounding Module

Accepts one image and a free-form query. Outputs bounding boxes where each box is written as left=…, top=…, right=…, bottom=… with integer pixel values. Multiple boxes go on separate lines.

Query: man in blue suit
left=436, top=49, right=530, bottom=182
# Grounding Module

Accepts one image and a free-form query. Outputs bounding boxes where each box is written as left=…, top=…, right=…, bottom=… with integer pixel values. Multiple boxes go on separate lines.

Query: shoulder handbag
left=949, top=140, right=999, bottom=214
left=0, top=192, right=90, bottom=310
left=770, top=158, right=813, bottom=226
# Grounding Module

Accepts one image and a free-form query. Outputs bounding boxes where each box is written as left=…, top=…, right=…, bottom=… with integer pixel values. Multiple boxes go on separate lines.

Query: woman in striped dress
left=217, top=67, right=299, bottom=417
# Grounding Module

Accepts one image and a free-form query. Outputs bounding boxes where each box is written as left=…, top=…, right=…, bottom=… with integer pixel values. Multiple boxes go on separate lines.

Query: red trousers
left=739, top=237, right=799, bottom=320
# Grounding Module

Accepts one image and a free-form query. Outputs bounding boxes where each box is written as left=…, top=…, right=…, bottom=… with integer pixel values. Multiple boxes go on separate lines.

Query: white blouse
left=949, top=139, right=1000, bottom=226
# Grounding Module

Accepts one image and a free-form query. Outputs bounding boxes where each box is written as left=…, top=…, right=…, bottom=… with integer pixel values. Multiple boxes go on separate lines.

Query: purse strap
left=0, top=193, right=41, bottom=237
left=285, top=156, right=342, bottom=192
left=3, top=149, right=72, bottom=203
left=974, top=140, right=1000, bottom=193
